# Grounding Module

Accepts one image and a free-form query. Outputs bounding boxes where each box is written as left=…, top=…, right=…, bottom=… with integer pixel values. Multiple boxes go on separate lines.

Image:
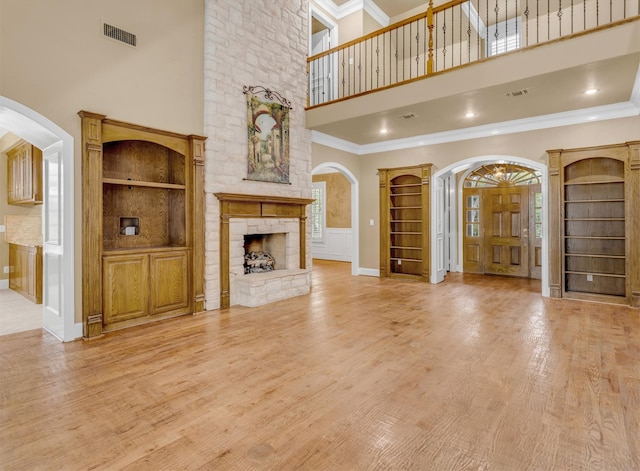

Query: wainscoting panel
left=313, top=228, right=352, bottom=262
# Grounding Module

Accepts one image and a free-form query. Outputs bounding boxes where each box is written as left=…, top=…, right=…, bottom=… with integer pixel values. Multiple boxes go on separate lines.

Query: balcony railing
left=307, top=0, right=640, bottom=108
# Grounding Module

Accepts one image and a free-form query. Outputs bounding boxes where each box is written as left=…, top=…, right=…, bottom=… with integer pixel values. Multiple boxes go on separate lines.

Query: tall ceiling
left=308, top=2, right=640, bottom=150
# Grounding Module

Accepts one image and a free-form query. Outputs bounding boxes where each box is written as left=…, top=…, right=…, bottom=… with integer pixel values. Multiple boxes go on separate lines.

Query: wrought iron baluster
left=376, top=35, right=380, bottom=89
left=395, top=28, right=399, bottom=84
left=357, top=41, right=361, bottom=94
left=416, top=20, right=420, bottom=76
left=571, top=0, right=574, bottom=33
left=558, top=0, right=563, bottom=37
left=494, top=0, right=499, bottom=55
left=547, top=0, right=550, bottom=41
left=450, top=7, right=454, bottom=68
left=467, top=3, right=472, bottom=64
left=442, top=11, right=447, bottom=69
left=597, top=0, right=600, bottom=26
left=340, top=51, right=345, bottom=99
left=524, top=0, right=529, bottom=47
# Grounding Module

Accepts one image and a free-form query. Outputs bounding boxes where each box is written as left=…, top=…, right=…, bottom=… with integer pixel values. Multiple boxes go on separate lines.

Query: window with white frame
left=487, top=16, right=521, bottom=56
left=311, top=181, right=326, bottom=242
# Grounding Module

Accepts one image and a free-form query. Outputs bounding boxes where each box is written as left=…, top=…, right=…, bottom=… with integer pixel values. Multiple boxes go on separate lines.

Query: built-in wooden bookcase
left=79, top=112, right=206, bottom=338
left=379, top=164, right=431, bottom=281
left=548, top=142, right=640, bottom=306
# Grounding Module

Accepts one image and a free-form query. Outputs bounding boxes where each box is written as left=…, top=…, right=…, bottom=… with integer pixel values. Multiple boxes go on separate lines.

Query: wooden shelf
left=565, top=253, right=625, bottom=259
left=103, top=178, right=186, bottom=190
left=565, top=236, right=625, bottom=240
left=548, top=149, right=637, bottom=303
left=564, top=199, right=625, bottom=203
left=564, top=180, right=624, bottom=185
left=565, top=270, right=626, bottom=278
left=564, top=218, right=625, bottom=221
left=390, top=183, right=421, bottom=188
left=79, top=111, right=206, bottom=338
left=380, top=165, right=431, bottom=280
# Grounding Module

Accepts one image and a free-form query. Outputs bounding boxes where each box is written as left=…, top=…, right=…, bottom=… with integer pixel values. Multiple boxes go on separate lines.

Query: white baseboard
left=358, top=268, right=380, bottom=277
left=0, top=280, right=8, bottom=290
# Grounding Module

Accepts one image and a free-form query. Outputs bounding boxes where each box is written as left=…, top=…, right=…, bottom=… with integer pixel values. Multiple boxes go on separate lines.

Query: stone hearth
left=215, top=193, right=314, bottom=308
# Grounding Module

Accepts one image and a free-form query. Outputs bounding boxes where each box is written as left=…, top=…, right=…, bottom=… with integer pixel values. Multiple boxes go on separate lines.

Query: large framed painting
left=244, top=85, right=292, bottom=184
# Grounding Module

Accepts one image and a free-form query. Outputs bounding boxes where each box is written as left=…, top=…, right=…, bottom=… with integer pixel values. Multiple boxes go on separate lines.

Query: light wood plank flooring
left=1, top=260, right=638, bottom=470
left=0, top=288, right=42, bottom=336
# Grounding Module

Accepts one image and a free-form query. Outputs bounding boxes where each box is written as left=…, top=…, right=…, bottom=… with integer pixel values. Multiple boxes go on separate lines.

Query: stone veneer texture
left=204, top=0, right=312, bottom=309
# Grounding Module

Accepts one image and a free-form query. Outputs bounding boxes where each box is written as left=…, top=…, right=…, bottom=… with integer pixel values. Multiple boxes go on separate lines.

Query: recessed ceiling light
left=588, top=116, right=598, bottom=121
left=491, top=130, right=500, bottom=135
left=380, top=128, right=388, bottom=134
left=465, top=112, right=475, bottom=118
left=585, top=88, right=598, bottom=95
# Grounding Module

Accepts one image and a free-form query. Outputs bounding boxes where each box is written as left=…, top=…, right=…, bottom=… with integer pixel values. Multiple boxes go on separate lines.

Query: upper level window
left=488, top=17, right=521, bottom=56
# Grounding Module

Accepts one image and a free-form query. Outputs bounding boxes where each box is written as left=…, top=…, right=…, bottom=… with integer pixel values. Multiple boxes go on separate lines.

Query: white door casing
left=0, top=96, right=77, bottom=341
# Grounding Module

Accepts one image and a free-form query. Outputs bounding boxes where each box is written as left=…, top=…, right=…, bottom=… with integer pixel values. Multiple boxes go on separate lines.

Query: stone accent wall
left=204, top=0, right=312, bottom=309
left=230, top=217, right=310, bottom=307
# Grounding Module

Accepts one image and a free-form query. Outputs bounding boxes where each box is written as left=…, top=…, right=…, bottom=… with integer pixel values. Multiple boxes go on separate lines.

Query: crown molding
left=311, top=130, right=363, bottom=154
left=311, top=0, right=389, bottom=26
left=312, top=101, right=640, bottom=155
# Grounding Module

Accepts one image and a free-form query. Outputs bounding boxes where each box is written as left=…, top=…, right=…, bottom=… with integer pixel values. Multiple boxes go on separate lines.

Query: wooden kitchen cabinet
left=9, top=243, right=43, bottom=304
left=6, top=140, right=43, bottom=205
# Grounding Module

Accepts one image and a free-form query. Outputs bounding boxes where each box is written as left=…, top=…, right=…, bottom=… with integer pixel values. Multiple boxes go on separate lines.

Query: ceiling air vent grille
left=506, top=88, right=529, bottom=97
left=399, top=113, right=417, bottom=120
left=103, top=23, right=137, bottom=47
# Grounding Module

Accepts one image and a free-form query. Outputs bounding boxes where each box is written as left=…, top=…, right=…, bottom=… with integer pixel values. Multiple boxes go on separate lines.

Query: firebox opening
left=243, top=233, right=287, bottom=274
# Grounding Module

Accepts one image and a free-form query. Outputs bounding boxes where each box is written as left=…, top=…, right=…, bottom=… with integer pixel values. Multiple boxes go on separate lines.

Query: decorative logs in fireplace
left=244, top=234, right=279, bottom=274
left=244, top=251, right=275, bottom=274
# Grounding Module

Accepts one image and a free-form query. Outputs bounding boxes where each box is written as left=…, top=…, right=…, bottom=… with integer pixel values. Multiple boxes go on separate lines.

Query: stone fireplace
left=215, top=193, right=314, bottom=308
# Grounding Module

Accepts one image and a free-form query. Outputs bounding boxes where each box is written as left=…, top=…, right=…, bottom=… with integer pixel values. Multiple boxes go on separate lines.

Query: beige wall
left=0, top=133, right=43, bottom=284
left=312, top=115, right=640, bottom=271
left=0, top=0, right=205, bottom=322
left=312, top=172, right=352, bottom=228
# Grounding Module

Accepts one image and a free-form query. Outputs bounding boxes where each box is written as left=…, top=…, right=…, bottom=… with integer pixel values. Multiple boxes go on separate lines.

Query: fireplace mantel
left=215, top=193, right=314, bottom=308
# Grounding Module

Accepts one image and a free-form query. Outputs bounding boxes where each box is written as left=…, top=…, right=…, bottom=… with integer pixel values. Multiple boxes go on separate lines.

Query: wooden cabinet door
left=102, top=254, right=149, bottom=325
left=150, top=250, right=190, bottom=316
left=483, top=187, right=529, bottom=277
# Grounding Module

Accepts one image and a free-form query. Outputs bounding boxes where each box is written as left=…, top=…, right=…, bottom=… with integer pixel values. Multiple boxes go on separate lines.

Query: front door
left=483, top=186, right=529, bottom=277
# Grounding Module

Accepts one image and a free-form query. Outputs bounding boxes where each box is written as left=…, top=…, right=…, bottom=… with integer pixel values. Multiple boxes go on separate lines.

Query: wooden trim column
left=421, top=165, right=432, bottom=282
left=190, top=136, right=207, bottom=313
left=78, top=111, right=106, bottom=338
left=378, top=170, right=389, bottom=278
left=627, top=141, right=640, bottom=307
left=546, top=149, right=562, bottom=299
left=219, top=207, right=231, bottom=310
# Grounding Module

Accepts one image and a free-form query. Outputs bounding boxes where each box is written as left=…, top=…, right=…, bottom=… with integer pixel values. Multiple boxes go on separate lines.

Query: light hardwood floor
left=0, top=288, right=42, bottom=336
left=1, top=260, right=638, bottom=470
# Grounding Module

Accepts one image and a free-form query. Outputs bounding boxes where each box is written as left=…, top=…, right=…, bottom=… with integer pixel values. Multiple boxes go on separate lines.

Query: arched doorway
left=431, top=156, right=549, bottom=297
left=0, top=96, right=77, bottom=341
left=311, top=162, right=359, bottom=276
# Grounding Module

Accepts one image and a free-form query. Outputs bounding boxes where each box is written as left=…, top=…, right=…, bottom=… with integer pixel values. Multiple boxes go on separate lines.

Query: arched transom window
left=464, top=163, right=541, bottom=188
